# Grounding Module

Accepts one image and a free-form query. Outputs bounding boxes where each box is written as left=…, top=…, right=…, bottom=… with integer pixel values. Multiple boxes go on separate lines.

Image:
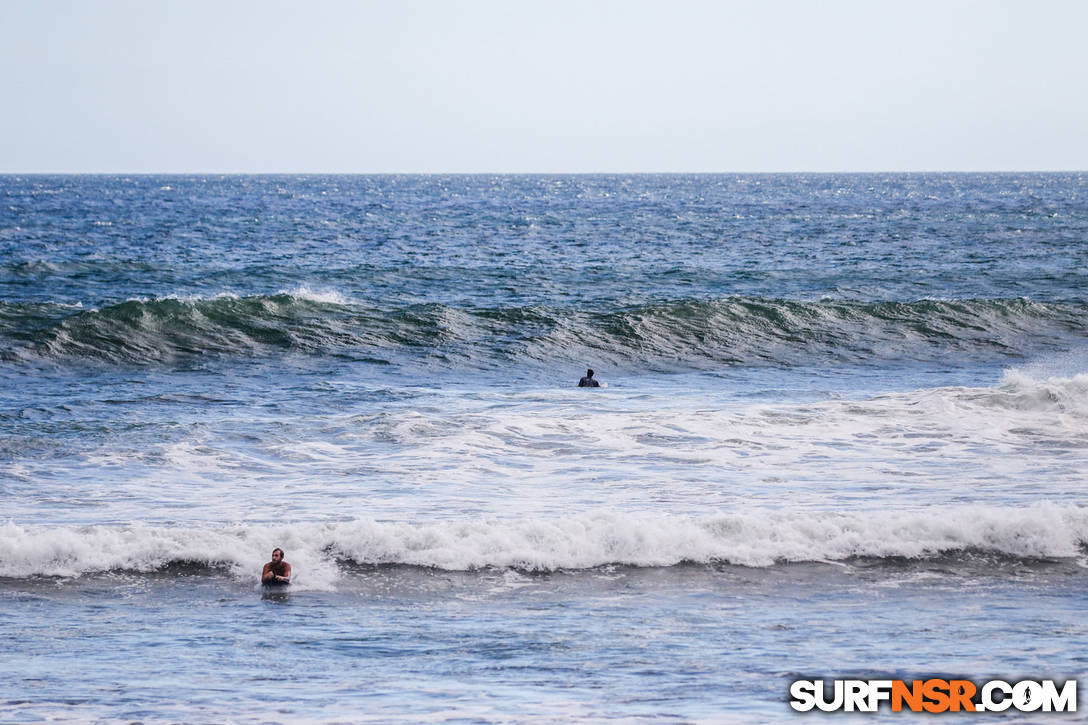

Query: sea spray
left=3, top=505, right=1085, bottom=579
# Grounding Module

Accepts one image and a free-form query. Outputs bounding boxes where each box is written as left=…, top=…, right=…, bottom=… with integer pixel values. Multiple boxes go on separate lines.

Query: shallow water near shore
left=3, top=557, right=1086, bottom=722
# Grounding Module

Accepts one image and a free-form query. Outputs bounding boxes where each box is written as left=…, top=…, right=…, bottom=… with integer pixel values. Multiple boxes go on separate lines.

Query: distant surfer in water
left=262, top=547, right=292, bottom=585
left=578, top=369, right=601, bottom=387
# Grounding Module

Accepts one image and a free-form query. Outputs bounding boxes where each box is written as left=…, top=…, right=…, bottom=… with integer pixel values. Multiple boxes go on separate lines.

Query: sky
left=1, top=0, right=1086, bottom=173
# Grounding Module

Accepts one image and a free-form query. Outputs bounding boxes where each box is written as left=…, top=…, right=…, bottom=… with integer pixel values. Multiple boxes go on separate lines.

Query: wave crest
left=983, top=369, right=1088, bottom=418
left=2, top=294, right=1083, bottom=368
left=2, top=506, right=1085, bottom=581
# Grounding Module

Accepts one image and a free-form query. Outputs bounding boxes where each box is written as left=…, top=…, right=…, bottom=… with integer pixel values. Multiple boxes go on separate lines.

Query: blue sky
left=2, top=0, right=1086, bottom=172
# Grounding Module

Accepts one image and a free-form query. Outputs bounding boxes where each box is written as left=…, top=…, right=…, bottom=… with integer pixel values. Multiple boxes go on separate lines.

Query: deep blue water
left=1, top=174, right=1087, bottom=722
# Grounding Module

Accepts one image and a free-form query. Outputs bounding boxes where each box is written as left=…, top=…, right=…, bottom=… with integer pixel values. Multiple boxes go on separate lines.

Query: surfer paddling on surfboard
left=262, top=547, right=292, bottom=585
left=578, top=369, right=601, bottom=388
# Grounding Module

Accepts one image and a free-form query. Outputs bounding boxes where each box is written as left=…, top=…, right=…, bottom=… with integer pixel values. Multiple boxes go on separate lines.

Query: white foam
left=333, top=370, right=1088, bottom=506
left=279, top=286, right=352, bottom=305
left=989, top=368, right=1088, bottom=417
left=324, top=505, right=1088, bottom=569
left=0, top=521, right=339, bottom=589
left=164, top=291, right=241, bottom=304
left=2, top=505, right=1084, bottom=579
left=106, top=290, right=353, bottom=306
left=107, top=293, right=238, bottom=305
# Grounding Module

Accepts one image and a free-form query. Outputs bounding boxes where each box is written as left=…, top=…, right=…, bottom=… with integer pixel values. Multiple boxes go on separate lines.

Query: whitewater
left=1, top=173, right=1086, bottom=722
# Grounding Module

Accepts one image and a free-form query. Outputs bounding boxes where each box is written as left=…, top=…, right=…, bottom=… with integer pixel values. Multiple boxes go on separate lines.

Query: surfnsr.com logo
left=789, top=679, right=1077, bottom=713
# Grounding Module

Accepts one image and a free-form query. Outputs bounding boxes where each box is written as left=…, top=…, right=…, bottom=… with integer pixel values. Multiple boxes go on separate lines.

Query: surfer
left=261, top=547, right=292, bottom=585
left=578, top=369, right=601, bottom=387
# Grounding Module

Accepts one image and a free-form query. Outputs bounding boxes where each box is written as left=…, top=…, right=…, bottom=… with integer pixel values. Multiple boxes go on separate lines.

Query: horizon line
left=2, top=169, right=1085, bottom=176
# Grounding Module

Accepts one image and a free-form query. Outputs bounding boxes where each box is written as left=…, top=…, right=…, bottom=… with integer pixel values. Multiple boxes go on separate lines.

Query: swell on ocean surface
left=2, top=289, right=1084, bottom=369
left=2, top=505, right=1085, bottom=584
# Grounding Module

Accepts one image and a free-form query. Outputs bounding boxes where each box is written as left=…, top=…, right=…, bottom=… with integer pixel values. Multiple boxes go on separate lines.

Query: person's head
left=271, top=548, right=284, bottom=563
left=586, top=369, right=594, bottom=378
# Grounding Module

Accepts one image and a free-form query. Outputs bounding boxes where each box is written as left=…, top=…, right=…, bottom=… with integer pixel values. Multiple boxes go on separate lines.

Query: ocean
left=1, top=173, right=1086, bottom=722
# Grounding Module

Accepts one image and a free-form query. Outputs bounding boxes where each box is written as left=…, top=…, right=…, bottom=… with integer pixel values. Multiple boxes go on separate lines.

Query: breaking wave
left=2, top=505, right=1085, bottom=582
left=1, top=292, right=1083, bottom=369
left=960, top=369, right=1088, bottom=418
